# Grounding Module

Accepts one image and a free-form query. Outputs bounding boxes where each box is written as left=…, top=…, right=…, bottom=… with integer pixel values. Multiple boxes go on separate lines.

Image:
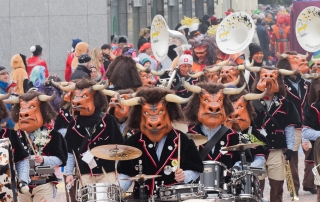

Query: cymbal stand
left=238, top=134, right=248, bottom=171
left=137, top=161, right=148, bottom=202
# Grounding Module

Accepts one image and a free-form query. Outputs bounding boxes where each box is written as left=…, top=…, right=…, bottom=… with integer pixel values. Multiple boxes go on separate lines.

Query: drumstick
left=178, top=133, right=181, bottom=170
left=72, top=150, right=84, bottom=187
left=24, top=131, right=37, bottom=155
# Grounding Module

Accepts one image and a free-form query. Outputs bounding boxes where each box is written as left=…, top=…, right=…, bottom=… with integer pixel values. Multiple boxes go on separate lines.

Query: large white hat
left=216, top=12, right=255, bottom=54
left=296, top=6, right=320, bottom=52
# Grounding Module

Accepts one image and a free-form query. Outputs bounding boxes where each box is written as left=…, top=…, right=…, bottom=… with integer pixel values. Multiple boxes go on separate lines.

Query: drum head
left=296, top=6, right=320, bottom=52
left=216, top=12, right=255, bottom=54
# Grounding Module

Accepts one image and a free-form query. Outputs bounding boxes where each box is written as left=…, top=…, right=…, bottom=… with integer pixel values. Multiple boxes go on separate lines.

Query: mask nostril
left=216, top=108, right=220, bottom=112
left=25, top=114, right=29, bottom=118
left=148, top=124, right=153, bottom=128
left=209, top=107, right=213, bottom=112
left=157, top=123, right=161, bottom=127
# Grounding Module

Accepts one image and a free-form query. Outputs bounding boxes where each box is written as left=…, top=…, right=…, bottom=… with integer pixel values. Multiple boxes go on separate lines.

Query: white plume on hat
left=30, top=46, right=36, bottom=53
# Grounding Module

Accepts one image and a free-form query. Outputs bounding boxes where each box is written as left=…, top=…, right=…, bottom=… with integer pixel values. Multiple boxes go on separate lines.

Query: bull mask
left=4, top=93, right=55, bottom=133
left=183, top=78, right=245, bottom=129
left=311, top=56, right=320, bottom=73
left=118, top=93, right=191, bottom=142
left=225, top=90, right=266, bottom=131
left=245, top=65, right=296, bottom=93
left=277, top=52, right=309, bottom=74
left=139, top=72, right=156, bottom=87
left=107, top=93, right=133, bottom=123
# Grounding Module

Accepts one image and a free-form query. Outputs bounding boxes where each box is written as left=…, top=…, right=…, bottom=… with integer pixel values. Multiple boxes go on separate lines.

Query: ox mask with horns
left=225, top=86, right=266, bottom=131
left=118, top=87, right=189, bottom=142
left=245, top=65, right=296, bottom=94
left=311, top=56, right=320, bottom=73
left=60, top=79, right=116, bottom=116
left=136, top=63, right=165, bottom=87
left=183, top=79, right=240, bottom=129
left=277, top=51, right=309, bottom=74
left=5, top=91, right=56, bottom=133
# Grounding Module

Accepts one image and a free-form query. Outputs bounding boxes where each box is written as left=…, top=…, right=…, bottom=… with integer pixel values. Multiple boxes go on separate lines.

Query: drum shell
left=159, top=184, right=206, bottom=201
left=200, top=161, right=227, bottom=192
left=78, top=183, right=121, bottom=202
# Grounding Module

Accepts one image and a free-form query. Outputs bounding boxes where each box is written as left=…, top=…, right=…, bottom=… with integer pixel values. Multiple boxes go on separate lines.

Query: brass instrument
left=285, top=160, right=299, bottom=201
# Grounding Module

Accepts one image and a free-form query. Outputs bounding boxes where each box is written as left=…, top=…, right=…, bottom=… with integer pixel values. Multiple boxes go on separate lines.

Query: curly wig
left=0, top=100, right=9, bottom=121
left=105, top=56, right=142, bottom=90
left=251, top=66, right=286, bottom=97
left=228, top=90, right=257, bottom=121
left=11, top=91, right=57, bottom=124
left=276, top=51, right=298, bottom=71
left=75, top=78, right=109, bottom=111
left=126, top=87, right=184, bottom=130
left=184, top=82, right=234, bottom=125
left=192, top=35, right=217, bottom=65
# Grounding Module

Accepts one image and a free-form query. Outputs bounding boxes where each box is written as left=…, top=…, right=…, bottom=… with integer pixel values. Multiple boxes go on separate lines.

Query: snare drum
left=230, top=170, right=261, bottom=201
left=200, top=161, right=228, bottom=192
left=159, top=184, right=206, bottom=201
left=77, top=183, right=121, bottom=202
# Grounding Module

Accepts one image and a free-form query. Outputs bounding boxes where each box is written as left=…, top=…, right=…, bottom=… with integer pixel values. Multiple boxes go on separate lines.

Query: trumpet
left=284, top=160, right=299, bottom=201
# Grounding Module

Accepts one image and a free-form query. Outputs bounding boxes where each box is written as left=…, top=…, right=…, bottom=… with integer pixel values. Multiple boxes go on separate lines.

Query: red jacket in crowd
left=65, top=51, right=75, bottom=81
left=27, top=56, right=49, bottom=78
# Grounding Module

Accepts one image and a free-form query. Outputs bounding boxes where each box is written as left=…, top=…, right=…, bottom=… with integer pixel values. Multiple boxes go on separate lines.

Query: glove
left=283, top=149, right=293, bottom=161
left=18, top=180, right=29, bottom=194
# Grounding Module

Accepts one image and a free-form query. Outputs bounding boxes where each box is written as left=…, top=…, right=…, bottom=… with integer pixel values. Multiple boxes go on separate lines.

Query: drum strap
left=200, top=125, right=228, bottom=160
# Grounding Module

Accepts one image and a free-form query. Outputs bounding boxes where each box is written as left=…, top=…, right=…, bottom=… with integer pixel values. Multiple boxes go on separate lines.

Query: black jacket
left=54, top=107, right=73, bottom=132
left=283, top=76, right=309, bottom=128
left=256, top=24, right=270, bottom=52
left=65, top=112, right=123, bottom=175
left=70, top=65, right=91, bottom=80
left=118, top=129, right=203, bottom=198
left=102, top=53, right=111, bottom=71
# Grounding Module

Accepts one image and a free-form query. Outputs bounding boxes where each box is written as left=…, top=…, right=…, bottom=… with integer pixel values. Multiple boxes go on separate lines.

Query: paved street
left=53, top=149, right=318, bottom=202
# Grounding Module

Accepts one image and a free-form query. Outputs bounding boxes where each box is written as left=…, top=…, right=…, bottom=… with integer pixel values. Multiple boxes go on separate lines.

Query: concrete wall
left=0, top=0, right=109, bottom=80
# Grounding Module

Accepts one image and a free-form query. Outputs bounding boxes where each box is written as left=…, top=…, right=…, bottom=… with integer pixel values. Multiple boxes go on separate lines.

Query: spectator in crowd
left=262, top=21, right=272, bottom=38
left=264, top=12, right=274, bottom=23
left=89, top=48, right=105, bottom=80
left=101, top=44, right=113, bottom=71
left=0, top=66, right=14, bottom=129
left=27, top=45, right=49, bottom=78
left=70, top=53, right=92, bottom=80
left=141, top=57, right=151, bottom=68
left=10, top=54, right=28, bottom=94
left=198, top=14, right=211, bottom=34
left=270, top=14, right=290, bottom=56
left=256, top=18, right=270, bottom=62
left=65, top=38, right=82, bottom=81
left=137, top=28, right=150, bottom=50
left=90, top=66, right=100, bottom=82
left=138, top=42, right=158, bottom=71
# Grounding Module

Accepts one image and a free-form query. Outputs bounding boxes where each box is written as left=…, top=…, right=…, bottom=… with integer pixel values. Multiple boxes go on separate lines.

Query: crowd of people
left=0, top=3, right=320, bottom=202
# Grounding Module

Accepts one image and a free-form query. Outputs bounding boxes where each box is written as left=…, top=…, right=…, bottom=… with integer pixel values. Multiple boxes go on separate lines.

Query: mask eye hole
left=237, top=106, right=242, bottom=109
left=144, top=112, right=149, bottom=115
left=29, top=105, right=35, bottom=109
left=82, top=94, right=87, bottom=98
left=218, top=99, right=221, bottom=102
left=205, top=99, right=209, bottom=102
left=159, top=110, right=163, bottom=115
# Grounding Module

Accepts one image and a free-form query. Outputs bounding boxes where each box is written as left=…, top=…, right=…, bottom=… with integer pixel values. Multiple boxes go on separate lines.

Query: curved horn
left=151, top=70, right=165, bottom=76
left=300, top=72, right=320, bottom=79
left=38, top=91, right=56, bottom=102
left=237, top=60, right=254, bottom=70
left=92, top=81, right=108, bottom=91
left=311, top=56, right=320, bottom=63
left=299, top=52, right=309, bottom=58
left=277, top=52, right=287, bottom=59
left=244, top=89, right=267, bottom=100
left=278, top=68, right=297, bottom=76
left=244, top=63, right=261, bottom=72
left=165, top=94, right=192, bottom=104
left=136, top=63, right=148, bottom=71
left=131, top=93, right=137, bottom=98
left=223, top=83, right=247, bottom=95
left=187, top=71, right=204, bottom=78
left=3, top=96, right=19, bottom=104
left=102, top=89, right=116, bottom=97
left=216, top=57, right=230, bottom=66
left=206, top=65, right=222, bottom=73
left=182, top=78, right=202, bottom=93
left=117, top=94, right=141, bottom=106
left=223, top=75, right=240, bottom=87
left=51, top=80, right=69, bottom=87
left=59, top=83, right=76, bottom=92
left=0, top=93, right=11, bottom=101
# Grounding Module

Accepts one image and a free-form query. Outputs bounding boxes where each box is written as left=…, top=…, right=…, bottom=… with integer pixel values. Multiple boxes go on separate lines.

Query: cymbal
left=221, top=143, right=261, bottom=151
left=186, top=133, right=208, bottom=146
left=123, top=174, right=162, bottom=181
left=91, top=144, right=142, bottom=161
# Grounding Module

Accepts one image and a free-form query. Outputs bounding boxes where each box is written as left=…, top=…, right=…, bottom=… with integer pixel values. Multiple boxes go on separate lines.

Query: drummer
left=184, top=82, right=251, bottom=169
left=117, top=87, right=204, bottom=198
left=64, top=79, right=124, bottom=187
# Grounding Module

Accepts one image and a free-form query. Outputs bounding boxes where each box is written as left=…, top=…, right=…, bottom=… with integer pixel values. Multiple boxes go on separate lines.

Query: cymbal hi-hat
left=221, top=143, right=261, bottom=151
left=186, top=133, right=208, bottom=146
left=91, top=144, right=142, bottom=161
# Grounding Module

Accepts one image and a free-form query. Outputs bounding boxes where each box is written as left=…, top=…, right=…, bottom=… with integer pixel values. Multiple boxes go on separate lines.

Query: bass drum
left=77, top=183, right=121, bottom=202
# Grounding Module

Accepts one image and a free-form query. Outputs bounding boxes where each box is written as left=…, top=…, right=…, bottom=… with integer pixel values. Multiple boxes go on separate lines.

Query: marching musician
left=117, top=87, right=203, bottom=198
left=277, top=51, right=316, bottom=195
left=156, top=50, right=199, bottom=109
left=7, top=90, right=68, bottom=202
left=64, top=79, right=123, bottom=187
left=0, top=93, right=30, bottom=201
left=247, top=65, right=301, bottom=201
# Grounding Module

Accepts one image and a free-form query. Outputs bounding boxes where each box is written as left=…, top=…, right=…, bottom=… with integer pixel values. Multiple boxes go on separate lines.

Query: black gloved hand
left=283, top=149, right=293, bottom=161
